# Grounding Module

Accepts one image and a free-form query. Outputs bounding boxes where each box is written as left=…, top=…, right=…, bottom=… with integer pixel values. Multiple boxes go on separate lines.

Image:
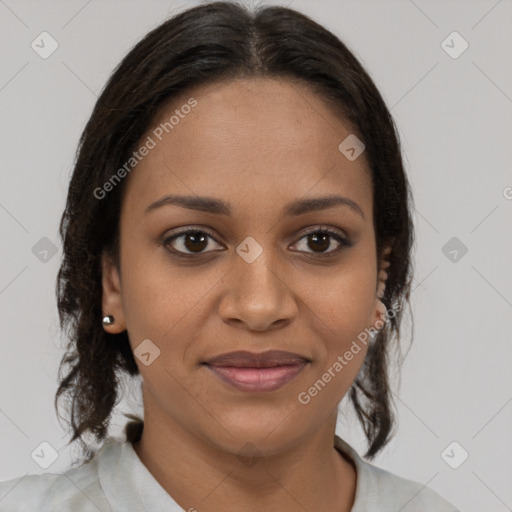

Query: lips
left=203, top=350, right=310, bottom=392
left=204, top=350, right=310, bottom=368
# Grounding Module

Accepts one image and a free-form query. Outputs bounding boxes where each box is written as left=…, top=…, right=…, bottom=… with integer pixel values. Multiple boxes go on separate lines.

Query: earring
left=375, top=248, right=392, bottom=327
left=375, top=299, right=387, bottom=323
left=102, top=315, right=115, bottom=326
left=376, top=266, right=389, bottom=300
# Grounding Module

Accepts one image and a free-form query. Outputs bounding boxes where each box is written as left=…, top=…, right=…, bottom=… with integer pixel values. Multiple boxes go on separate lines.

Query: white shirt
left=0, top=435, right=460, bottom=511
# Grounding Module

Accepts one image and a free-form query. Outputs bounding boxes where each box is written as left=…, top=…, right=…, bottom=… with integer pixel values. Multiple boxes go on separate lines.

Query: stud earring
left=102, top=315, right=115, bottom=326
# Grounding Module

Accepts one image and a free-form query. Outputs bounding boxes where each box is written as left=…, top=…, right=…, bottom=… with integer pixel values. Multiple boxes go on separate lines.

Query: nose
left=218, top=249, right=298, bottom=332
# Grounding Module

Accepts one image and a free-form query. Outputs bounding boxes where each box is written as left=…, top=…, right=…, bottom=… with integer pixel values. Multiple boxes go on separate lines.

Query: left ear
left=370, top=244, right=392, bottom=331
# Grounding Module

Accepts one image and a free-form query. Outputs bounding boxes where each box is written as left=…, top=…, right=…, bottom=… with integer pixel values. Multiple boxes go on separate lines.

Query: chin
left=203, top=411, right=307, bottom=456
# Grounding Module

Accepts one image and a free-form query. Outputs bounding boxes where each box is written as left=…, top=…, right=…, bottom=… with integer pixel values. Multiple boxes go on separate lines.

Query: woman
left=0, top=1, right=460, bottom=510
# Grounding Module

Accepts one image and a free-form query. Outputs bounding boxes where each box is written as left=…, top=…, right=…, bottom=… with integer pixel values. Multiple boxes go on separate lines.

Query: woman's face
left=102, top=77, right=385, bottom=456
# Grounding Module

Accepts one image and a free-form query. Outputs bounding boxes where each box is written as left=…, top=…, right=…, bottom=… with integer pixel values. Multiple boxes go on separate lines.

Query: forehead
left=122, top=77, right=372, bottom=220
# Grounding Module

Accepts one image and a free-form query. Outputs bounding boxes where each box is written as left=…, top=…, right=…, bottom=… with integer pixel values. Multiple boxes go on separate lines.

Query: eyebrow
left=144, top=194, right=365, bottom=219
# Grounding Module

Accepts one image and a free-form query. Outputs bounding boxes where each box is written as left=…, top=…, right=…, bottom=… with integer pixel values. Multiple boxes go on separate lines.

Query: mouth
left=202, top=350, right=310, bottom=393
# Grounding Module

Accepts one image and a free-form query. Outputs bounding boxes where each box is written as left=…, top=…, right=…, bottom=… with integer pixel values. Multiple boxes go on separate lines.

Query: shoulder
left=359, top=461, right=460, bottom=511
left=334, top=436, right=461, bottom=512
left=0, top=445, right=112, bottom=512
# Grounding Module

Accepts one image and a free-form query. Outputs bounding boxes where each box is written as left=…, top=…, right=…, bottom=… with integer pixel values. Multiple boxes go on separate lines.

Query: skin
left=101, top=77, right=390, bottom=512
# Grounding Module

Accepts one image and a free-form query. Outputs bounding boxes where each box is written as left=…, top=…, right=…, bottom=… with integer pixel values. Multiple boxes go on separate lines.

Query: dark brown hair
left=55, top=0, right=414, bottom=463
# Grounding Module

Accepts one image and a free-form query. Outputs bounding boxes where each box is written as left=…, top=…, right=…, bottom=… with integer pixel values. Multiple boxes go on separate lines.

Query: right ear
left=101, top=252, right=127, bottom=334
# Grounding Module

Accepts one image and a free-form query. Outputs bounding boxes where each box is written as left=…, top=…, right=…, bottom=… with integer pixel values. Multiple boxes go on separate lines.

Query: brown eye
left=182, top=231, right=208, bottom=253
left=164, top=229, right=223, bottom=255
left=291, top=228, right=351, bottom=256
left=307, top=232, right=331, bottom=252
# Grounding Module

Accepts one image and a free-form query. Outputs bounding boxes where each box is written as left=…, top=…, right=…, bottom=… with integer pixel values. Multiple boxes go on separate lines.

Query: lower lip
left=205, top=363, right=308, bottom=392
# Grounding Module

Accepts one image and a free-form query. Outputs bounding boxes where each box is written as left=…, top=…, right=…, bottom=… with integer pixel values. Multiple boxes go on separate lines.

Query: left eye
left=291, top=229, right=350, bottom=255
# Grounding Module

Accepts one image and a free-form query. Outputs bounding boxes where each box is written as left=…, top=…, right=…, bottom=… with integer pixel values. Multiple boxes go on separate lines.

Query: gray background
left=1, top=1, right=511, bottom=510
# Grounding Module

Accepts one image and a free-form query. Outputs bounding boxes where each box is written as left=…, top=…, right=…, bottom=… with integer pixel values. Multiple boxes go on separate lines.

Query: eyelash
left=161, top=226, right=352, bottom=260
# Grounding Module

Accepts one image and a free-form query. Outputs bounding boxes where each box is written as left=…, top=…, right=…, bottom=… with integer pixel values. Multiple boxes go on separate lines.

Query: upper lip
left=203, top=350, right=310, bottom=368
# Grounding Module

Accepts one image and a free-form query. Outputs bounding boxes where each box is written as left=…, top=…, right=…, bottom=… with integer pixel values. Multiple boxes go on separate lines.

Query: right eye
left=162, top=228, right=224, bottom=257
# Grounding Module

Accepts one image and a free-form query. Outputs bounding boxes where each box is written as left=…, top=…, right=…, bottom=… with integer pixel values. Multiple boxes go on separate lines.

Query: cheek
left=303, top=266, right=376, bottom=384
left=119, top=240, right=224, bottom=354
left=310, top=266, right=376, bottom=336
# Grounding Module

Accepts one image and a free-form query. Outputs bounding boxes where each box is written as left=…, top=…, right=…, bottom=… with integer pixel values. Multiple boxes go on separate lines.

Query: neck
left=132, top=408, right=356, bottom=512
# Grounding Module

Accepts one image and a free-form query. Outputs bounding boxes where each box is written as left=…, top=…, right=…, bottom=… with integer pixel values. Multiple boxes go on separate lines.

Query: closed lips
left=203, top=350, right=310, bottom=393
left=203, top=350, right=311, bottom=368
